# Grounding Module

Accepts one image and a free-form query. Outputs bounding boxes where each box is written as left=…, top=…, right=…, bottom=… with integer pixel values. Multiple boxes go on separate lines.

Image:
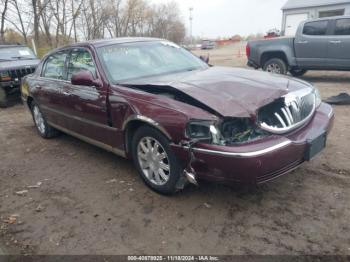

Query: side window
left=303, top=21, right=329, bottom=36
left=67, top=49, right=97, bottom=81
left=335, top=19, right=350, bottom=35
left=42, top=52, right=68, bottom=79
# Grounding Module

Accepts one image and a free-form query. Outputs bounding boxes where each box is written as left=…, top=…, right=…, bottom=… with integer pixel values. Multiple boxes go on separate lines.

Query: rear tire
left=131, top=125, right=182, bottom=195
left=263, top=58, right=287, bottom=75
left=30, top=102, right=59, bottom=138
left=290, top=69, right=307, bottom=77
left=0, top=87, right=8, bottom=108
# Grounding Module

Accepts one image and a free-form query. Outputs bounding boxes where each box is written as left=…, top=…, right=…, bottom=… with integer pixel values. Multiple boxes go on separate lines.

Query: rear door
left=326, top=18, right=350, bottom=69
left=35, top=50, right=69, bottom=125
left=295, top=20, right=331, bottom=68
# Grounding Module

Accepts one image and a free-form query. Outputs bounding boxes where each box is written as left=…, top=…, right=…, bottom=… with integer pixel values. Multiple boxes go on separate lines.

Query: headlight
left=313, top=87, right=322, bottom=108
left=186, top=121, right=219, bottom=142
left=0, top=71, right=11, bottom=81
left=187, top=119, right=268, bottom=145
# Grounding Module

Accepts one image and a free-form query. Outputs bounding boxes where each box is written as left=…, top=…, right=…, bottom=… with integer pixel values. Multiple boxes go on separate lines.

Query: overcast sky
left=152, top=0, right=287, bottom=38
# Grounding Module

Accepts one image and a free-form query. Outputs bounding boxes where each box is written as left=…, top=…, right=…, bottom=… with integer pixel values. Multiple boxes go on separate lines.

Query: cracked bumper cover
left=171, top=103, right=334, bottom=184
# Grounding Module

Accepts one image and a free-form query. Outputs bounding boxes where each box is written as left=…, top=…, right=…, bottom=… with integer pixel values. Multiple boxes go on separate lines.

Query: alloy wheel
left=33, top=105, right=46, bottom=135
left=266, top=63, right=281, bottom=74
left=137, top=137, right=170, bottom=186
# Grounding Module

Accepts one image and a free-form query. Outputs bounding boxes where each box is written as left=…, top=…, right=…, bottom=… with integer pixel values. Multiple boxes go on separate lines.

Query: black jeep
left=0, top=44, right=40, bottom=107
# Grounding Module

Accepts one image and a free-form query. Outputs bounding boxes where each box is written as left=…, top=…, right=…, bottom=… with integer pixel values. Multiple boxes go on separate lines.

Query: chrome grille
left=258, top=89, right=316, bottom=134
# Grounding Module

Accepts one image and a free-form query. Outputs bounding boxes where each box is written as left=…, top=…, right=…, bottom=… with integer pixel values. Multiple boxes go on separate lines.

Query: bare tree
left=5, top=0, right=32, bottom=44
left=1, top=0, right=186, bottom=47
left=0, top=0, right=9, bottom=43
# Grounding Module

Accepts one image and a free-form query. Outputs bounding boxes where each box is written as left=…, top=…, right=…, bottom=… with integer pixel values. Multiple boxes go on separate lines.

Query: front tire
left=30, top=102, right=59, bottom=138
left=290, top=69, right=307, bottom=77
left=131, top=126, right=182, bottom=195
left=263, top=58, right=287, bottom=75
left=0, top=87, right=8, bottom=108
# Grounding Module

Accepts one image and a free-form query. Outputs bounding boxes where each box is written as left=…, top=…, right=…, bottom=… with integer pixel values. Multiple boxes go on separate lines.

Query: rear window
left=303, top=21, right=329, bottom=35
left=335, top=19, right=350, bottom=35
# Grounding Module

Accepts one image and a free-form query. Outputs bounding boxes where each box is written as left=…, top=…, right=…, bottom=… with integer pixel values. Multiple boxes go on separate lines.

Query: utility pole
left=189, top=7, right=193, bottom=47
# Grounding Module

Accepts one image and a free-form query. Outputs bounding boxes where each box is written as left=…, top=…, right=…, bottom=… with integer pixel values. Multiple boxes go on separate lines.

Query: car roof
left=45, top=37, right=166, bottom=58
left=306, top=15, right=350, bottom=23
left=65, top=37, right=164, bottom=49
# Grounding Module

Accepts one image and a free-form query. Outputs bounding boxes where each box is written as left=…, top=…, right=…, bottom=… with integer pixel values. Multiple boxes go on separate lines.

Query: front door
left=326, top=18, right=350, bottom=69
left=62, top=48, right=115, bottom=146
left=295, top=20, right=330, bottom=68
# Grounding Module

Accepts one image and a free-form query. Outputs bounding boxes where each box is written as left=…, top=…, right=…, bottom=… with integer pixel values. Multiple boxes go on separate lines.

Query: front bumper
left=171, top=102, right=334, bottom=185
left=0, top=80, right=21, bottom=92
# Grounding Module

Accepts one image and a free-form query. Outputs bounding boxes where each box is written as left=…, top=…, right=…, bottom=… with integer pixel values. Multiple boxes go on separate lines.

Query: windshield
left=0, top=46, right=37, bottom=60
left=97, top=41, right=208, bottom=83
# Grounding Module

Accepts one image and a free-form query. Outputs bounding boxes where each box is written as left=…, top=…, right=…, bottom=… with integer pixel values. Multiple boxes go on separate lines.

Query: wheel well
left=261, top=52, right=288, bottom=68
left=27, top=96, right=34, bottom=109
left=124, top=120, right=172, bottom=156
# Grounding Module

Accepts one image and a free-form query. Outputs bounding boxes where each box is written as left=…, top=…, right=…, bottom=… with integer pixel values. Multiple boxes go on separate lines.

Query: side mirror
left=200, top=55, right=210, bottom=64
left=71, top=70, right=101, bottom=87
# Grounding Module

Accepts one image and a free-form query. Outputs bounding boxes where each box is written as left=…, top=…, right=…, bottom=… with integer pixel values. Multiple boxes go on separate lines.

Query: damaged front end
left=181, top=117, right=270, bottom=186
left=180, top=87, right=321, bottom=186
left=186, top=118, right=269, bottom=146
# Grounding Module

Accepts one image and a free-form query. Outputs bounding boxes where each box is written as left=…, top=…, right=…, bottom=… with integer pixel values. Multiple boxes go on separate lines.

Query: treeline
left=0, top=0, right=186, bottom=49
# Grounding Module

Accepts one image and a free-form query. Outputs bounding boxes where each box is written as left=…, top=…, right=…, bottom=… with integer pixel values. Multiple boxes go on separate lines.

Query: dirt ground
left=1, top=43, right=350, bottom=255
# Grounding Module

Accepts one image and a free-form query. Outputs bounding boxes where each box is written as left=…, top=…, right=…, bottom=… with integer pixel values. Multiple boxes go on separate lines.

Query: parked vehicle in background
left=247, top=16, right=350, bottom=76
left=0, top=44, right=40, bottom=107
left=201, top=40, right=215, bottom=50
left=264, top=28, right=281, bottom=39
left=21, top=38, right=333, bottom=194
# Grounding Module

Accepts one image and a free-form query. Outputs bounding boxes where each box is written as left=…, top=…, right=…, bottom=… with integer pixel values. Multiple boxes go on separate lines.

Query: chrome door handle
left=297, top=40, right=308, bottom=44
left=329, top=40, right=341, bottom=44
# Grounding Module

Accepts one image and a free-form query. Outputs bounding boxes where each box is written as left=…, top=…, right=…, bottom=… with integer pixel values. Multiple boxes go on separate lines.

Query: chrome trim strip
left=285, top=107, right=294, bottom=124
left=274, top=112, right=287, bottom=128
left=38, top=76, right=71, bottom=84
left=281, top=107, right=292, bottom=126
left=48, top=122, right=126, bottom=158
left=180, top=140, right=292, bottom=158
left=41, top=105, right=118, bottom=132
left=122, top=114, right=172, bottom=140
left=328, top=107, right=334, bottom=118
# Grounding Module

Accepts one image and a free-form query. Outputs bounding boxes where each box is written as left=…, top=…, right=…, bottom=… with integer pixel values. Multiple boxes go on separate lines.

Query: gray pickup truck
left=247, top=16, right=350, bottom=76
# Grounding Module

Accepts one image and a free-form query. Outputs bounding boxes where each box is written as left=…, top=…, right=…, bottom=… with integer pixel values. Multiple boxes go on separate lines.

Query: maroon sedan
left=21, top=38, right=334, bottom=194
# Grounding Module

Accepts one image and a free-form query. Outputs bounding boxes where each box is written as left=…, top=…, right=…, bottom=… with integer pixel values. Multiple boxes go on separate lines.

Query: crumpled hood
left=123, top=66, right=313, bottom=118
left=0, top=59, right=40, bottom=70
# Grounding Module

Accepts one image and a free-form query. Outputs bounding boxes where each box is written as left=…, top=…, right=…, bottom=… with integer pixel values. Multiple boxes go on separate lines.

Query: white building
left=282, top=0, right=350, bottom=36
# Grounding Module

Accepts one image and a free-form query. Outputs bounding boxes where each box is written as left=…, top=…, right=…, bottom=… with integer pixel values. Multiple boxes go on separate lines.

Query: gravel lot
left=1, top=43, right=350, bottom=255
